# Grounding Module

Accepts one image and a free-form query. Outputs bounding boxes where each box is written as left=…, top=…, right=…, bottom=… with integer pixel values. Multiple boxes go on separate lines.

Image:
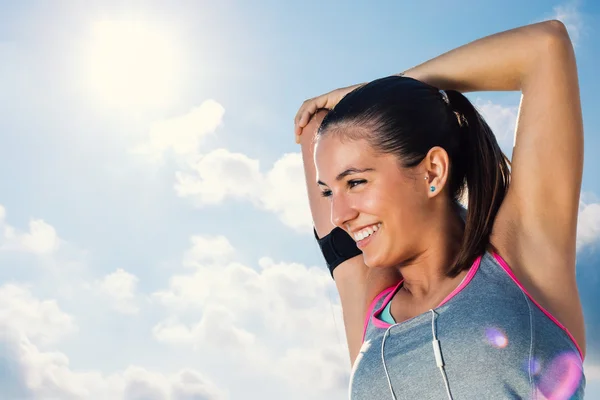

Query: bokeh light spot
left=485, top=327, right=508, bottom=348
left=536, top=352, right=583, bottom=400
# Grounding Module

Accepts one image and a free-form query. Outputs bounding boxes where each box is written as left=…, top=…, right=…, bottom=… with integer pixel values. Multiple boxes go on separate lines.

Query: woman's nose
left=331, top=195, right=358, bottom=228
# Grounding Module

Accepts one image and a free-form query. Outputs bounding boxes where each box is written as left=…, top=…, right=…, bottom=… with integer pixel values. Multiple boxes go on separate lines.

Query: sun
left=84, top=20, right=182, bottom=110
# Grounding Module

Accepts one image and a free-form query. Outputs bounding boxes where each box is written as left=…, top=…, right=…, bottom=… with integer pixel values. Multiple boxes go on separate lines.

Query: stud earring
left=430, top=186, right=436, bottom=192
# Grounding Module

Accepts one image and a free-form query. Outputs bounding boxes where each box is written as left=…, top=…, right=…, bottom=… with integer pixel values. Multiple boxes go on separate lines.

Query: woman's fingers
left=294, top=84, right=364, bottom=144
left=294, top=95, right=329, bottom=139
left=299, top=103, right=317, bottom=127
left=294, top=100, right=315, bottom=143
left=294, top=98, right=314, bottom=126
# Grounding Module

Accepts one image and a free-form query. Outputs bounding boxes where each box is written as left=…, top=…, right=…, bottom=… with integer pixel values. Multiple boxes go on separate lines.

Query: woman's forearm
left=401, top=20, right=573, bottom=93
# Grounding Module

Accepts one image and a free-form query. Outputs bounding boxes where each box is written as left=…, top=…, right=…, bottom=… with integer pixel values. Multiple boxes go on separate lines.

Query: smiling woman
left=296, top=20, right=586, bottom=400
left=83, top=20, right=183, bottom=110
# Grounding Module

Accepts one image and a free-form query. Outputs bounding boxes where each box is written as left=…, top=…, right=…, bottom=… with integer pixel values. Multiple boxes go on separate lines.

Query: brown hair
left=317, top=76, right=511, bottom=276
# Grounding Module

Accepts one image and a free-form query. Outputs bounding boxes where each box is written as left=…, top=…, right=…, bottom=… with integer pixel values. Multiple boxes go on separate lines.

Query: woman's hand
left=294, top=83, right=364, bottom=143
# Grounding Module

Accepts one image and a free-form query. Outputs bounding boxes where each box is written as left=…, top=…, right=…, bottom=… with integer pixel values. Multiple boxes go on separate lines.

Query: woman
left=295, top=21, right=586, bottom=399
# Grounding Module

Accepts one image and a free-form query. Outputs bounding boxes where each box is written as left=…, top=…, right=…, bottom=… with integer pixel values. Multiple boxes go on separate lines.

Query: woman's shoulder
left=488, top=213, right=586, bottom=358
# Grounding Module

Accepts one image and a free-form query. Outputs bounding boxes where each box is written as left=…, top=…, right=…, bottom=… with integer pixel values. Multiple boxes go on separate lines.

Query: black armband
left=314, top=227, right=362, bottom=279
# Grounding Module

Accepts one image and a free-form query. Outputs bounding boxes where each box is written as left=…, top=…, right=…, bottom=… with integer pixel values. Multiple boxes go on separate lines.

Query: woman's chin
left=363, top=254, right=389, bottom=269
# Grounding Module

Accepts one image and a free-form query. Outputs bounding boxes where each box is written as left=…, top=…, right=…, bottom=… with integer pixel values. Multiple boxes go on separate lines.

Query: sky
left=0, top=0, right=599, bottom=399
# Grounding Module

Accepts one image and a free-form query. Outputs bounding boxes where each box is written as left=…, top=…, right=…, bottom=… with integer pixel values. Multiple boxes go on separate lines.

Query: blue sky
left=0, top=1, right=599, bottom=399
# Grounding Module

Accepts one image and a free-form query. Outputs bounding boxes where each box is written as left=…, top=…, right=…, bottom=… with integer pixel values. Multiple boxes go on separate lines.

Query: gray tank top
left=349, top=206, right=585, bottom=399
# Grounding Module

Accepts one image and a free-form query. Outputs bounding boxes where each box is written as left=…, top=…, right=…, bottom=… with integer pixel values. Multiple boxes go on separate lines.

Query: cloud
left=96, top=268, right=141, bottom=315
left=174, top=149, right=312, bottom=232
left=151, top=234, right=349, bottom=395
left=123, top=367, right=225, bottom=400
left=152, top=305, right=256, bottom=351
left=134, top=101, right=313, bottom=233
left=174, top=149, right=263, bottom=205
left=0, top=331, right=226, bottom=400
left=275, top=345, right=350, bottom=392
left=153, top=237, right=336, bottom=335
left=0, top=205, right=61, bottom=255
left=133, top=100, right=225, bottom=163
left=0, top=285, right=225, bottom=400
left=183, top=235, right=236, bottom=267
left=260, top=153, right=313, bottom=231
left=0, top=284, right=77, bottom=348
left=170, top=369, right=226, bottom=400
left=577, top=199, right=600, bottom=252
left=0, top=331, right=104, bottom=400
left=475, top=98, right=517, bottom=156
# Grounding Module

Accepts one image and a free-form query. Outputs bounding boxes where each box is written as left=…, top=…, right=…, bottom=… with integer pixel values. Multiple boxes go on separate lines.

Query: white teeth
left=354, top=224, right=381, bottom=241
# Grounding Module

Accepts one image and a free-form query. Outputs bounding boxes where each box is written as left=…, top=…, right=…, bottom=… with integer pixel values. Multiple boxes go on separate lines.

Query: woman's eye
left=320, top=180, right=364, bottom=198
left=348, top=179, right=366, bottom=189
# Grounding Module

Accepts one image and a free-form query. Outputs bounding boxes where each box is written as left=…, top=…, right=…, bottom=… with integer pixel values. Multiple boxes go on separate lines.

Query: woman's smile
left=352, top=223, right=382, bottom=249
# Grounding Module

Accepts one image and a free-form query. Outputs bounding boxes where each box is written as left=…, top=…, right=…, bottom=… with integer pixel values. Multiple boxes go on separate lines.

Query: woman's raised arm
left=402, top=20, right=585, bottom=354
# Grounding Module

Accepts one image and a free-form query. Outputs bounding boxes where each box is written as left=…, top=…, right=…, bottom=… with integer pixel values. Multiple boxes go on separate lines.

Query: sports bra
left=380, top=297, right=395, bottom=325
left=349, top=250, right=585, bottom=399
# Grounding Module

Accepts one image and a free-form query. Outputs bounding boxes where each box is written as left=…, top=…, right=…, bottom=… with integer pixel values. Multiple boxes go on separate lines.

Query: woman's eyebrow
left=317, top=167, right=374, bottom=186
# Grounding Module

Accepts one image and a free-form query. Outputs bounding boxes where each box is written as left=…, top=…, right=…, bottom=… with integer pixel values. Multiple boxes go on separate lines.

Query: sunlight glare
left=85, top=20, right=182, bottom=110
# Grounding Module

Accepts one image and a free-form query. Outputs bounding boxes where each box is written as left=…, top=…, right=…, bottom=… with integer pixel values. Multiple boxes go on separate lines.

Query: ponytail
left=444, top=90, right=511, bottom=277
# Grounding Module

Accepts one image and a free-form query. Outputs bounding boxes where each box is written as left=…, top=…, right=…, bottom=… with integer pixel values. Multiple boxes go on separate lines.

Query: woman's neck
left=395, top=203, right=465, bottom=301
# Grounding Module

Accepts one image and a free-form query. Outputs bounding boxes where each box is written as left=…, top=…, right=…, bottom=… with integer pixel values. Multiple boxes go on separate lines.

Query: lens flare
left=485, top=327, right=508, bottom=348
left=535, top=352, right=583, bottom=400
left=523, top=357, right=542, bottom=376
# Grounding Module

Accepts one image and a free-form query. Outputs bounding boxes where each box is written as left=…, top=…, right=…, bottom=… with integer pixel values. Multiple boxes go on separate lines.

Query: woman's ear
left=424, top=146, right=450, bottom=196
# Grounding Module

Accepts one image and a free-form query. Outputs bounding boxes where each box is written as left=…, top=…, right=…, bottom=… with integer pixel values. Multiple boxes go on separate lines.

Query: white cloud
left=152, top=305, right=256, bottom=351
left=154, top=252, right=338, bottom=345
left=174, top=148, right=263, bottom=205
left=151, top=234, right=348, bottom=395
left=475, top=98, right=517, bottom=156
left=261, top=153, right=313, bottom=231
left=175, top=149, right=312, bottom=232
left=122, top=367, right=226, bottom=400
left=577, top=200, right=600, bottom=251
left=18, top=220, right=61, bottom=254
left=134, top=99, right=313, bottom=233
left=0, top=283, right=224, bottom=400
left=276, top=345, right=349, bottom=392
left=0, top=284, right=77, bottom=347
left=122, top=367, right=170, bottom=400
left=0, top=331, right=226, bottom=400
left=551, top=1, right=583, bottom=46
left=183, top=235, right=236, bottom=267
left=96, top=268, right=141, bottom=315
left=170, top=369, right=226, bottom=400
left=0, top=205, right=61, bottom=254
left=0, top=331, right=111, bottom=400
left=133, top=100, right=225, bottom=163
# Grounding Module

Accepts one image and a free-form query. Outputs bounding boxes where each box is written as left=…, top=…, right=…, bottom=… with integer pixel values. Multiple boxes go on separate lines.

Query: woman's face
left=314, top=131, right=431, bottom=269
